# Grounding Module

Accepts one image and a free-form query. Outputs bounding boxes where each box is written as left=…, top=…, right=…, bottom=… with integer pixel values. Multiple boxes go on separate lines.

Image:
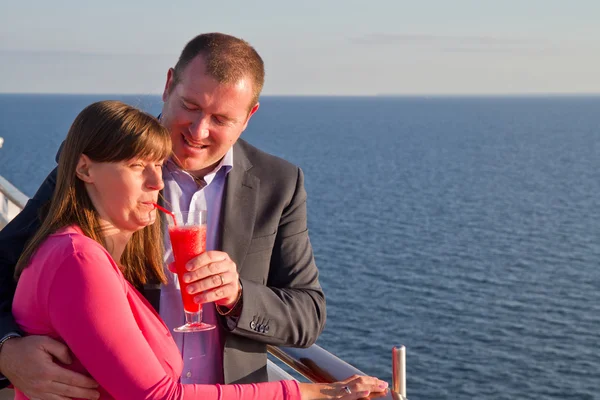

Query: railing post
left=392, top=345, right=407, bottom=399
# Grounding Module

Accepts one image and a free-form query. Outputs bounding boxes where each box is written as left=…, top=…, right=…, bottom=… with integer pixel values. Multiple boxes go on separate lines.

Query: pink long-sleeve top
left=12, top=226, right=301, bottom=400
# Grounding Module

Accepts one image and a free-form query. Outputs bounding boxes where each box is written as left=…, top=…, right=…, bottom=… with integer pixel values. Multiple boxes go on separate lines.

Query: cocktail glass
left=167, top=210, right=215, bottom=332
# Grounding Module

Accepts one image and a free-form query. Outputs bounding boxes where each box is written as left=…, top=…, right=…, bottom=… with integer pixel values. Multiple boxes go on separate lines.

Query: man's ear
left=162, top=68, right=175, bottom=102
left=241, top=102, right=260, bottom=131
left=75, top=154, right=94, bottom=183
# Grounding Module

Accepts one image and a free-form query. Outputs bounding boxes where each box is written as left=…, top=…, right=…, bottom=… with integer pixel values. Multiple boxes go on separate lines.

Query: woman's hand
left=299, top=374, right=389, bottom=399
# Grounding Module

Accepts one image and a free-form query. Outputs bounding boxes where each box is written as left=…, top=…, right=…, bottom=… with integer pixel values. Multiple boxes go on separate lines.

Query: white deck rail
left=0, top=175, right=28, bottom=230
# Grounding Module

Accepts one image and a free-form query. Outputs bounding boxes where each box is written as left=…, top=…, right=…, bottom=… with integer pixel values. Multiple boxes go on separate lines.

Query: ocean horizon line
left=1, top=92, right=600, bottom=99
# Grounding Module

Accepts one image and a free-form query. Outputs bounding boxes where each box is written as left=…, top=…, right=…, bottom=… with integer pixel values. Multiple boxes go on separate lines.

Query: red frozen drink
left=169, top=225, right=207, bottom=313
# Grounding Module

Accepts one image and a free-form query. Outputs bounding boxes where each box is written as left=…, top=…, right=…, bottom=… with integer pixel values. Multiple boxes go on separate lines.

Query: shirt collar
left=165, top=147, right=234, bottom=186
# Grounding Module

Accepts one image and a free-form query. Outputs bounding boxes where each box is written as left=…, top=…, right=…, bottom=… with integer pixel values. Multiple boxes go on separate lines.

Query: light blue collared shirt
left=159, top=149, right=233, bottom=384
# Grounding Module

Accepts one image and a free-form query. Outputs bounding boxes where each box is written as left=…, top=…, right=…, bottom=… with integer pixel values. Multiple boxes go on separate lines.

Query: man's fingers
left=184, top=252, right=238, bottom=283
left=183, top=260, right=229, bottom=284
left=186, top=269, right=237, bottom=294
left=184, top=251, right=228, bottom=271
left=178, top=250, right=239, bottom=306
left=51, top=364, right=99, bottom=389
left=50, top=381, right=100, bottom=400
left=194, top=281, right=239, bottom=304
left=0, top=335, right=98, bottom=400
left=38, top=337, right=72, bottom=365
left=29, top=393, right=71, bottom=400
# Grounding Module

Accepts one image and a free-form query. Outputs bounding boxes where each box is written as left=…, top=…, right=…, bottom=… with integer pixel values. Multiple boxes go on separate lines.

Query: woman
left=12, top=101, right=387, bottom=399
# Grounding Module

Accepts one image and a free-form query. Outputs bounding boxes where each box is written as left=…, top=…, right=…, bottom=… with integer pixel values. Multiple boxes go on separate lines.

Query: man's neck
left=168, top=157, right=222, bottom=182
left=168, top=144, right=235, bottom=180
left=169, top=158, right=210, bottom=181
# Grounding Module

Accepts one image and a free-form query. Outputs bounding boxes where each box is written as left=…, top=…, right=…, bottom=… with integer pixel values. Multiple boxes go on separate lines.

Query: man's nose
left=189, top=115, right=210, bottom=140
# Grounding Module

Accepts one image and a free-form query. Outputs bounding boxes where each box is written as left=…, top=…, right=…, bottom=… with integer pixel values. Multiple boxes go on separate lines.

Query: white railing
left=0, top=174, right=28, bottom=230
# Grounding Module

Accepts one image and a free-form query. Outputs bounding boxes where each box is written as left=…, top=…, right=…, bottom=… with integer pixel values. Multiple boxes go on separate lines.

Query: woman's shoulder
left=41, top=225, right=108, bottom=259
left=17, top=225, right=122, bottom=311
left=47, top=225, right=106, bottom=253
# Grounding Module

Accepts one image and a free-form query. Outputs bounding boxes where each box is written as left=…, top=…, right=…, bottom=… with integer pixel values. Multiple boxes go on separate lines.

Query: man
left=0, top=33, right=326, bottom=399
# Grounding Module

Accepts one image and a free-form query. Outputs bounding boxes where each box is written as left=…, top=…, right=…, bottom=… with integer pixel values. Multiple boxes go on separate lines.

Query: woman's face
left=81, top=157, right=165, bottom=234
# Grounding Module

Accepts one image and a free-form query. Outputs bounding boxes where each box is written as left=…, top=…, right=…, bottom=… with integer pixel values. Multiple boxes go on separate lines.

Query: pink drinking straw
left=152, top=203, right=177, bottom=226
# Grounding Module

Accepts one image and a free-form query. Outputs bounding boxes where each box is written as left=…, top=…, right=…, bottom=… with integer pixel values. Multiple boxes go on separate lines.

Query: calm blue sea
left=1, top=94, right=599, bottom=399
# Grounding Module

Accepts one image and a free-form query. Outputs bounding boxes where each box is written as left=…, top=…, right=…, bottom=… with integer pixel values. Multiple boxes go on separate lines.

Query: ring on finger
left=219, top=274, right=224, bottom=286
left=342, top=386, right=351, bottom=394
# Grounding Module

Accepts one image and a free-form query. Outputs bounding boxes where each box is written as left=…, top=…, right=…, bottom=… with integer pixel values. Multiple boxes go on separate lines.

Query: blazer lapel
left=220, top=143, right=259, bottom=274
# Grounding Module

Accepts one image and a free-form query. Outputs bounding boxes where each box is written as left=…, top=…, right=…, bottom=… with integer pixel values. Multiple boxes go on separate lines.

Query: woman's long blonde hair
left=15, top=100, right=171, bottom=287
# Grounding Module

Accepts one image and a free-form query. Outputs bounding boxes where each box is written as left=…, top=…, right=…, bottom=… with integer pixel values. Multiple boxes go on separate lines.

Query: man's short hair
left=171, top=32, right=265, bottom=107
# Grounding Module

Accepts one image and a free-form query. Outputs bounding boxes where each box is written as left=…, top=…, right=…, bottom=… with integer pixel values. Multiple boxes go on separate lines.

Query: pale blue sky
left=1, top=0, right=600, bottom=95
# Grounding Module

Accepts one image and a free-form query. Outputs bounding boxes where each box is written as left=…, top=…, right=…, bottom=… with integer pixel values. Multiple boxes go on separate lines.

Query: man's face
left=161, top=55, right=259, bottom=177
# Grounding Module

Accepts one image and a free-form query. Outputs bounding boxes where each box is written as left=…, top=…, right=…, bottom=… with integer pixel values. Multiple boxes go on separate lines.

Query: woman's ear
left=75, top=154, right=94, bottom=183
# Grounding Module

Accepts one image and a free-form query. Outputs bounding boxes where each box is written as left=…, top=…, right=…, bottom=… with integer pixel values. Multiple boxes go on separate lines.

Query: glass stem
left=184, top=309, right=202, bottom=325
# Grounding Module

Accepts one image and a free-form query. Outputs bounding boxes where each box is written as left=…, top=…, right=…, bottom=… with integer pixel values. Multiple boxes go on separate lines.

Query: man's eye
left=213, top=116, right=226, bottom=125
left=182, top=102, right=196, bottom=111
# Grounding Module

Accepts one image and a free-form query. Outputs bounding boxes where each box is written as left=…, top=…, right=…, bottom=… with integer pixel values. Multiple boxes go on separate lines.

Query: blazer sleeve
left=229, top=167, right=326, bottom=347
left=0, top=168, right=57, bottom=339
left=44, top=246, right=300, bottom=400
